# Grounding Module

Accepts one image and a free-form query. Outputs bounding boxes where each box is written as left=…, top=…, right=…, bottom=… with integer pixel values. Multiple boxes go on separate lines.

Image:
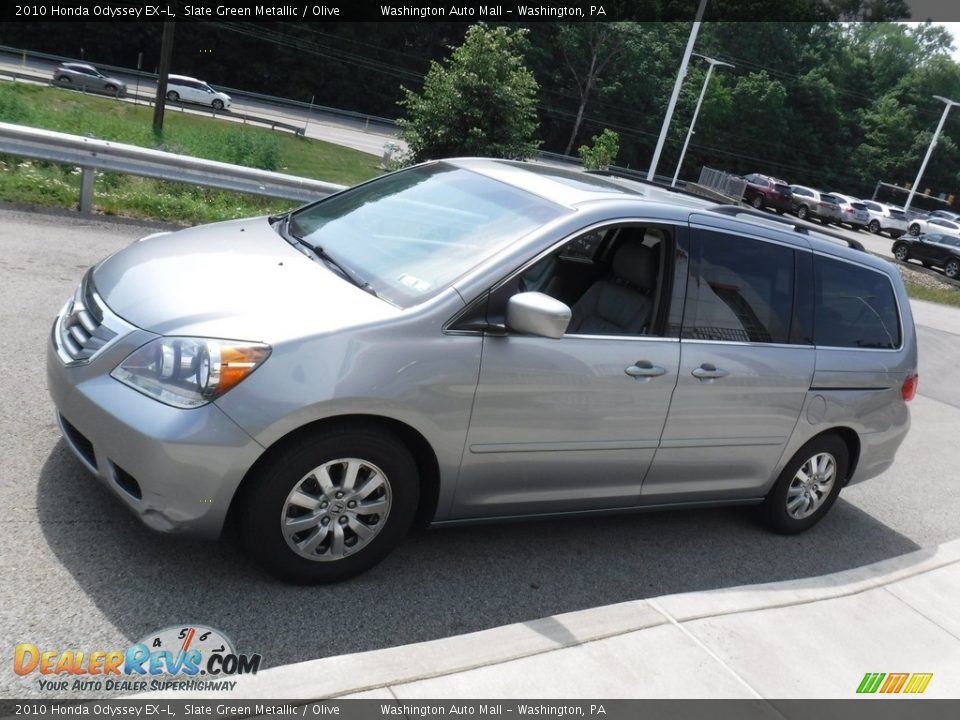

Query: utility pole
left=903, top=95, right=960, bottom=214
left=153, top=21, right=176, bottom=134
left=671, top=55, right=733, bottom=187
left=647, top=0, right=708, bottom=182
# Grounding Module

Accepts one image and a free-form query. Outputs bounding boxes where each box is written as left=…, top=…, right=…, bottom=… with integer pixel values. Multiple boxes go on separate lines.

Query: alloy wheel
left=785, top=452, right=836, bottom=520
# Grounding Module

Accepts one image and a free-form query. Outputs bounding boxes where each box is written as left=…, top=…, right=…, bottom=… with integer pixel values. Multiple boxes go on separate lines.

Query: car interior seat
left=566, top=231, right=659, bottom=335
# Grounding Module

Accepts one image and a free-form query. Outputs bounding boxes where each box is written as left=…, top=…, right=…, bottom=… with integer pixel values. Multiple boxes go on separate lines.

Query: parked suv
left=789, top=185, right=844, bottom=225
left=165, top=74, right=231, bottom=110
left=47, top=160, right=917, bottom=583
left=861, top=200, right=908, bottom=238
left=741, top=173, right=793, bottom=213
left=893, top=233, right=960, bottom=278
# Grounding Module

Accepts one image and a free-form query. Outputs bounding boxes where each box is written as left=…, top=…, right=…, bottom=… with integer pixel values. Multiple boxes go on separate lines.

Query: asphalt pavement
left=2, top=205, right=959, bottom=700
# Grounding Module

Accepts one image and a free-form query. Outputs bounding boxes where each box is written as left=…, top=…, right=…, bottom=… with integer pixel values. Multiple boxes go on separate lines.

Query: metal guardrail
left=0, top=45, right=397, bottom=130
left=0, top=65, right=308, bottom=137
left=698, top=166, right=746, bottom=202
left=0, top=121, right=348, bottom=213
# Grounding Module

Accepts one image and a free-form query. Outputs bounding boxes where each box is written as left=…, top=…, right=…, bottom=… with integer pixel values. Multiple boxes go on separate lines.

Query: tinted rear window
left=851, top=202, right=867, bottom=210
left=814, top=257, right=901, bottom=349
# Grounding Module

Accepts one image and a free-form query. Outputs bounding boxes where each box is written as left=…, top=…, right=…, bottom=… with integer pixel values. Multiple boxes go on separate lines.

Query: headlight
left=111, top=337, right=271, bottom=409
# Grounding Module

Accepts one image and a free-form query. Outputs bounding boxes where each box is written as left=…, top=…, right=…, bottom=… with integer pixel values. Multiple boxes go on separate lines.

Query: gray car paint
left=46, top=158, right=916, bottom=540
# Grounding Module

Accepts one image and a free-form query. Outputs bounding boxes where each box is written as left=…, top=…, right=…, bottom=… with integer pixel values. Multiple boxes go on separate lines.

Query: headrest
left=613, top=240, right=658, bottom=290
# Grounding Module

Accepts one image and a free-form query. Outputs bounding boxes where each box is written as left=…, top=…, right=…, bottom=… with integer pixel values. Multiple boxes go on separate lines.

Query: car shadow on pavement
left=37, top=441, right=921, bottom=670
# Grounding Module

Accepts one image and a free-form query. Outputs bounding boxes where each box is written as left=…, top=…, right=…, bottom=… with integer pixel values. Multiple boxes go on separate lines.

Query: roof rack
left=584, top=168, right=711, bottom=202
left=708, top=204, right=866, bottom=252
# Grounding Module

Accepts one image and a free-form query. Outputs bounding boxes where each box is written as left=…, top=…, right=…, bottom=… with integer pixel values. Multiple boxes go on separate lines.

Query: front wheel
left=909, top=223, right=920, bottom=236
left=241, top=425, right=419, bottom=583
left=57, top=75, right=72, bottom=84
left=212, top=99, right=224, bottom=111
left=868, top=220, right=880, bottom=234
left=760, top=435, right=848, bottom=534
left=893, top=244, right=910, bottom=262
left=946, top=259, right=960, bottom=280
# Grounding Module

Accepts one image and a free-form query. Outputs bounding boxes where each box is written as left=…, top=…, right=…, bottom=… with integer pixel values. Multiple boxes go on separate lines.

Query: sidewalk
left=138, top=538, right=960, bottom=700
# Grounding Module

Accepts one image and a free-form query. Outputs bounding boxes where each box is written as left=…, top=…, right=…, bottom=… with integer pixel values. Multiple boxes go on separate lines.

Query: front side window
left=683, top=231, right=795, bottom=344
left=814, top=257, right=901, bottom=350
left=289, top=163, right=567, bottom=307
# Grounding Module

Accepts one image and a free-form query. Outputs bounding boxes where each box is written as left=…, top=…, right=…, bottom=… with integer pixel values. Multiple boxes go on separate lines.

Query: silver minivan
left=47, top=160, right=917, bottom=583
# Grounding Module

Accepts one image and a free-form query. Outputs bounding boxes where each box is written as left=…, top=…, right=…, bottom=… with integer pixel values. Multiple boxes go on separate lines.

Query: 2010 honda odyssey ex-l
left=47, top=159, right=917, bottom=583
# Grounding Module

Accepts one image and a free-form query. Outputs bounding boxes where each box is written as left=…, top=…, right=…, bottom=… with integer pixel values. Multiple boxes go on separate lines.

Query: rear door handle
left=625, top=361, right=667, bottom=380
left=692, top=363, right=729, bottom=381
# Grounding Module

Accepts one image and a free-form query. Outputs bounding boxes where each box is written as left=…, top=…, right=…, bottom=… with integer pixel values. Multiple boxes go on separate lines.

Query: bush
left=578, top=129, right=620, bottom=170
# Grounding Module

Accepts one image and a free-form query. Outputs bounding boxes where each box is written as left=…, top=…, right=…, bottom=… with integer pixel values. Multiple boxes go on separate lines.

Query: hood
left=93, top=216, right=399, bottom=342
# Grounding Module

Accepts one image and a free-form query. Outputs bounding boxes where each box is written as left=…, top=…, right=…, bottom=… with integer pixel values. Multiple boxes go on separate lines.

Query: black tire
left=796, top=205, right=809, bottom=220
left=761, top=434, right=848, bottom=534
left=946, top=259, right=960, bottom=280
left=889, top=231, right=903, bottom=239
left=868, top=220, right=880, bottom=234
left=893, top=244, right=910, bottom=262
left=241, top=424, right=419, bottom=583
left=909, top=223, right=920, bottom=236
left=212, top=99, right=224, bottom=111
left=751, top=194, right=764, bottom=210
left=775, top=209, right=785, bottom=215
left=819, top=217, right=831, bottom=225
left=105, top=84, right=116, bottom=93
left=166, top=90, right=179, bottom=102
left=57, top=75, right=71, bottom=84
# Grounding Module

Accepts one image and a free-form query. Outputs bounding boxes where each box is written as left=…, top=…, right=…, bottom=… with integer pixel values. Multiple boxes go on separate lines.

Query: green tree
left=396, top=23, right=541, bottom=163
left=578, top=129, right=620, bottom=169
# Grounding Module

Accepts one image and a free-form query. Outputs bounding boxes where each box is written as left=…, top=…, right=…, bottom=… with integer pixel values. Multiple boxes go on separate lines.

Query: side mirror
left=506, top=292, right=571, bottom=339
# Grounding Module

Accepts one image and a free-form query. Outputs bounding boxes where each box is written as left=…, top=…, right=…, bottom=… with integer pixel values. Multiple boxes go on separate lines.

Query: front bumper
left=46, top=330, right=265, bottom=538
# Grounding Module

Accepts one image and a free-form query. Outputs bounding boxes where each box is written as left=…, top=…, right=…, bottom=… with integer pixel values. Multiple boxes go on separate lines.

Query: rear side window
left=683, top=231, right=795, bottom=344
left=814, top=257, right=901, bottom=349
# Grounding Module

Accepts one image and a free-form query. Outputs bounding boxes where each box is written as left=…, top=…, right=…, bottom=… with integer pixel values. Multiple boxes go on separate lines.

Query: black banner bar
left=1, top=0, right=957, bottom=23
left=2, top=700, right=960, bottom=720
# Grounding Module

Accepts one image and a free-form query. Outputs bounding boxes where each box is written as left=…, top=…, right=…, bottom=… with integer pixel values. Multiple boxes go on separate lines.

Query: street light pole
left=904, top=95, right=960, bottom=214
left=647, top=0, right=709, bottom=182
left=671, top=55, right=733, bottom=187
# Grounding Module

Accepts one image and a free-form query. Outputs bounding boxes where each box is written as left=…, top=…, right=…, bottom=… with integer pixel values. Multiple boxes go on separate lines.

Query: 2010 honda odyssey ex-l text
left=47, top=159, right=917, bottom=583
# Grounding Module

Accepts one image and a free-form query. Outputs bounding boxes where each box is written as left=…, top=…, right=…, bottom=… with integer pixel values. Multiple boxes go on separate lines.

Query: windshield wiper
left=309, top=244, right=378, bottom=297
left=270, top=213, right=377, bottom=297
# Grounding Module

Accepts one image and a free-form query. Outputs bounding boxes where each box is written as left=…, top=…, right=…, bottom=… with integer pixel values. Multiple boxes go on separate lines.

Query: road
left=0, top=52, right=404, bottom=157
left=2, top=206, right=959, bottom=698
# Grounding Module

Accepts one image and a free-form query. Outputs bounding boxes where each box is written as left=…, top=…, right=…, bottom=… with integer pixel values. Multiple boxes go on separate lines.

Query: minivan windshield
left=287, top=163, right=567, bottom=306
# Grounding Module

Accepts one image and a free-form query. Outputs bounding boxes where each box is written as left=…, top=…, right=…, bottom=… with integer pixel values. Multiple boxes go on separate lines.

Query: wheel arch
left=225, top=414, right=442, bottom=536
left=813, top=426, right=861, bottom=484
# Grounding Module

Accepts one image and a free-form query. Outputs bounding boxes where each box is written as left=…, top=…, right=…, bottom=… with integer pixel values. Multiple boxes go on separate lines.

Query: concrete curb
left=133, top=538, right=960, bottom=700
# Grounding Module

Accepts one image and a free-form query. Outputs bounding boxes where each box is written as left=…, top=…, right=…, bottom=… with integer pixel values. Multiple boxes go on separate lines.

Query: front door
left=452, top=223, right=684, bottom=518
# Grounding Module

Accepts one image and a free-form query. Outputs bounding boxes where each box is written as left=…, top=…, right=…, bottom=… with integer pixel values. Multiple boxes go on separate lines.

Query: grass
left=0, top=83, right=382, bottom=223
left=903, top=278, right=960, bottom=308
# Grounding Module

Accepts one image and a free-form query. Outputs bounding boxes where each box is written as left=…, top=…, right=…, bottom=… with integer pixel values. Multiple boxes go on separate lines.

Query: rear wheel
left=796, top=205, right=809, bottom=220
left=946, top=259, right=960, bottom=280
left=751, top=194, right=764, bottom=210
left=868, top=220, right=880, bottom=234
left=241, top=425, right=419, bottom=583
left=166, top=90, right=179, bottom=102
left=893, top=244, right=910, bottom=262
left=761, top=435, right=848, bottom=534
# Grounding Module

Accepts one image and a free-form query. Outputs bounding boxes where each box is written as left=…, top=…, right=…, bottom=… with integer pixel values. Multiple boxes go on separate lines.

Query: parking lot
left=3, top=204, right=960, bottom=698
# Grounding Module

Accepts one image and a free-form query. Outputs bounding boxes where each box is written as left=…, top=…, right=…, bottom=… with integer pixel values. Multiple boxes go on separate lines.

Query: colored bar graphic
left=857, top=673, right=886, bottom=693
left=880, top=673, right=909, bottom=693
left=904, top=673, right=934, bottom=694
left=857, top=672, right=932, bottom=694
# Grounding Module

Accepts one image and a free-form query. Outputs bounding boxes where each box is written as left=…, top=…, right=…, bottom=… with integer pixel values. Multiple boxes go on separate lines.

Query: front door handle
left=692, top=363, right=729, bottom=381
left=625, top=361, right=667, bottom=380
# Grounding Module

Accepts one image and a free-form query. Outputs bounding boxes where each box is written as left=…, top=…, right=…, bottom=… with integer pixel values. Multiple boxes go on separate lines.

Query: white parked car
left=165, top=74, right=232, bottom=111
left=860, top=200, right=908, bottom=238
left=829, top=193, right=870, bottom=231
left=908, top=216, right=960, bottom=238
